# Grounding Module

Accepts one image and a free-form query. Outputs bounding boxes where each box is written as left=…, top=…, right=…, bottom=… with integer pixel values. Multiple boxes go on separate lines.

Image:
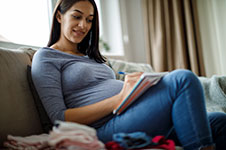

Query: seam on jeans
left=112, top=116, right=116, bottom=134
left=183, top=93, right=214, bottom=149
left=183, top=92, right=201, bottom=147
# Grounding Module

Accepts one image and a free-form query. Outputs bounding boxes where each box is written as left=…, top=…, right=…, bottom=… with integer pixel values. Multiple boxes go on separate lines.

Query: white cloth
left=48, top=121, right=105, bottom=150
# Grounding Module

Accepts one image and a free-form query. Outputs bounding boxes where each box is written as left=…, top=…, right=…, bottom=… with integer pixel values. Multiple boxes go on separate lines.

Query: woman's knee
left=171, top=69, right=197, bottom=79
left=167, top=69, right=200, bottom=86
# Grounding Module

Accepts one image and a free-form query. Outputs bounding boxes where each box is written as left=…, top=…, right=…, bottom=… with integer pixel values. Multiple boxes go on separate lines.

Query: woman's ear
left=56, top=10, right=62, bottom=23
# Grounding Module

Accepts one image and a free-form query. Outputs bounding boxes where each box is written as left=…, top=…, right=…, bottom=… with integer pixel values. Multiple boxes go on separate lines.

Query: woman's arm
left=65, top=72, right=143, bottom=125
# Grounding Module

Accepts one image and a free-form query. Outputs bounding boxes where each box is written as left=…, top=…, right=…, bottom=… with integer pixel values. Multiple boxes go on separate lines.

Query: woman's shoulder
left=34, top=47, right=67, bottom=60
left=35, top=47, right=54, bottom=56
left=32, top=47, right=62, bottom=71
left=33, top=47, right=50, bottom=58
left=32, top=47, right=63, bottom=66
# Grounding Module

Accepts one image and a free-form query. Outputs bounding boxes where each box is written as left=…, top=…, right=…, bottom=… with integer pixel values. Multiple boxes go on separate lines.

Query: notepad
left=113, top=72, right=168, bottom=115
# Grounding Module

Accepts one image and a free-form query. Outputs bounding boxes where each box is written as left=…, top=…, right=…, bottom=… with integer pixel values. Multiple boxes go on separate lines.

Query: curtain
left=142, top=0, right=205, bottom=76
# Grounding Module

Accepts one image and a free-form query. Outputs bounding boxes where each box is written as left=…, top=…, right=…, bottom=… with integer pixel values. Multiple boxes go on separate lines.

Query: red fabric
left=105, top=141, right=124, bottom=150
left=148, top=136, right=175, bottom=150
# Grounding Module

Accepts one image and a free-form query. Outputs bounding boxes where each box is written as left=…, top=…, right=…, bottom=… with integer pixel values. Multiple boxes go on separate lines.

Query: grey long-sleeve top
left=31, top=47, right=124, bottom=128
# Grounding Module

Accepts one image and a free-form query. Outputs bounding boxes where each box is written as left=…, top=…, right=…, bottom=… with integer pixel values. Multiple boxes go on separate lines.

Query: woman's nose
left=78, top=19, right=87, bottom=29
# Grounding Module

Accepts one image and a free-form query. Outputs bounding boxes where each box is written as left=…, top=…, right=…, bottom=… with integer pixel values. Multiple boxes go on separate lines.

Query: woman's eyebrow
left=73, top=9, right=94, bottom=16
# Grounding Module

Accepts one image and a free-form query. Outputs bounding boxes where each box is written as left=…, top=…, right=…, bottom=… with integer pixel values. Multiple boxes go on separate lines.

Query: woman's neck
left=51, top=40, right=84, bottom=56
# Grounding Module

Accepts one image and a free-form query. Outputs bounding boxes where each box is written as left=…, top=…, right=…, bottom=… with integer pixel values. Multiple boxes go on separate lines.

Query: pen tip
left=118, top=71, right=125, bottom=74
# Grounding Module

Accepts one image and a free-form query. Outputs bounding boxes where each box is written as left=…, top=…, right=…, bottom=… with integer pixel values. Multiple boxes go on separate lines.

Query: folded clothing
left=106, top=132, right=175, bottom=150
left=48, top=121, right=105, bottom=150
left=113, top=132, right=152, bottom=149
left=4, top=134, right=52, bottom=150
left=149, top=136, right=175, bottom=150
left=4, top=121, right=105, bottom=150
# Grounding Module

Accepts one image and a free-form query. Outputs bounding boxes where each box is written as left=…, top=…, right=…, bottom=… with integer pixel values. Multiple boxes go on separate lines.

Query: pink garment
left=4, top=134, right=53, bottom=150
left=4, top=121, right=105, bottom=150
left=48, top=121, right=105, bottom=150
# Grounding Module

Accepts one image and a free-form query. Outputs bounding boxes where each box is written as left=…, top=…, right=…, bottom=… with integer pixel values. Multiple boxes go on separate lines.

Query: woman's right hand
left=117, top=72, right=143, bottom=104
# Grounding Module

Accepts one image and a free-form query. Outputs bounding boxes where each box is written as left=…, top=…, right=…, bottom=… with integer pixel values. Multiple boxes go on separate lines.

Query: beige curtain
left=143, top=0, right=205, bottom=76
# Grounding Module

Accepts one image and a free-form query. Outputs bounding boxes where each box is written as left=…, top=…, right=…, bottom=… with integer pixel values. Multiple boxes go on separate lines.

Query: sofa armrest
left=199, top=75, right=226, bottom=113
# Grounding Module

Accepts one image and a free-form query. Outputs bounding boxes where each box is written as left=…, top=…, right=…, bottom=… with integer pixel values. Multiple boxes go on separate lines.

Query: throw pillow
left=27, top=65, right=53, bottom=133
left=199, top=75, right=226, bottom=113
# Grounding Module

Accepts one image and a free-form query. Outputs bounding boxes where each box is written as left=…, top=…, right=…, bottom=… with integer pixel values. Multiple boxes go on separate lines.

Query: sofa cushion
left=0, top=47, right=43, bottom=147
left=107, top=58, right=154, bottom=80
left=27, top=65, right=53, bottom=133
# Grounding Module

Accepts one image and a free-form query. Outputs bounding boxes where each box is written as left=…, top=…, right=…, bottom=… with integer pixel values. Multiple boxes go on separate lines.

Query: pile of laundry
left=4, top=121, right=176, bottom=150
left=106, top=132, right=175, bottom=150
left=4, top=121, right=105, bottom=150
left=48, top=121, right=105, bottom=150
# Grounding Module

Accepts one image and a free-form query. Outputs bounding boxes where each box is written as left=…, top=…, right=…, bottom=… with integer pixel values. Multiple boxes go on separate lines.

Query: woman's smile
left=72, top=29, right=85, bottom=37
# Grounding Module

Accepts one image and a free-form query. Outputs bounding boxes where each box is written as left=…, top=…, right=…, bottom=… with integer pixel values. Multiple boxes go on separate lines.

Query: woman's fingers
left=126, top=72, right=143, bottom=77
left=119, top=72, right=144, bottom=101
left=124, top=72, right=143, bottom=83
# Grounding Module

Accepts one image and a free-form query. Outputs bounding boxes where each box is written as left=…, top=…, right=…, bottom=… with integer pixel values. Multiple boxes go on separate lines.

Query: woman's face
left=57, top=1, right=94, bottom=45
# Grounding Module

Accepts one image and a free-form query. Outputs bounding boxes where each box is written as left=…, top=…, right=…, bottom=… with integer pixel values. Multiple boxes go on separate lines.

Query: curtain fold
left=143, top=0, right=205, bottom=76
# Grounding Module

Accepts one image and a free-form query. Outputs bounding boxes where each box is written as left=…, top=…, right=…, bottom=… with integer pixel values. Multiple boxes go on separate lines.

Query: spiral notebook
left=113, top=72, right=168, bottom=115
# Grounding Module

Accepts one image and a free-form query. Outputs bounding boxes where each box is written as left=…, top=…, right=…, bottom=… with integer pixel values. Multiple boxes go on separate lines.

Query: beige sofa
left=0, top=44, right=42, bottom=148
left=1, top=41, right=226, bottom=149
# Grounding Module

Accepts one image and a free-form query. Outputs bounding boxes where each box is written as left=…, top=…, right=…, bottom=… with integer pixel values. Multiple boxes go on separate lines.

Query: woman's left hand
left=117, top=72, right=144, bottom=104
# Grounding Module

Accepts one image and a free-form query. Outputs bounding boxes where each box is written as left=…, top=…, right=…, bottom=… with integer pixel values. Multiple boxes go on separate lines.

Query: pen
left=118, top=71, right=129, bottom=75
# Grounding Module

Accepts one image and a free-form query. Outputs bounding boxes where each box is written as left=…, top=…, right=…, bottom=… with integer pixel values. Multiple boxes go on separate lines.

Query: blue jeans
left=96, top=69, right=226, bottom=150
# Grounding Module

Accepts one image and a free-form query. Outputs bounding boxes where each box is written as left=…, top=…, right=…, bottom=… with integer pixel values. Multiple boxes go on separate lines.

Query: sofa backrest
left=0, top=46, right=43, bottom=147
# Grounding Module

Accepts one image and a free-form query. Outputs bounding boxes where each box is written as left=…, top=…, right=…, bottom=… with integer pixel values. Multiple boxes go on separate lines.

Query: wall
left=99, top=0, right=124, bottom=55
left=197, top=0, right=226, bottom=77
left=119, top=0, right=147, bottom=63
left=98, top=0, right=147, bottom=63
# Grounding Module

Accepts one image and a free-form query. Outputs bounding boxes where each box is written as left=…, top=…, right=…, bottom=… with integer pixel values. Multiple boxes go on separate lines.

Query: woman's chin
left=70, top=38, right=83, bottom=44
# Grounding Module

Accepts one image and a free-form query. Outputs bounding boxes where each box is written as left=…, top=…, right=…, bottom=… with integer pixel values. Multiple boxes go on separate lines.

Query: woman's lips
left=73, top=30, right=85, bottom=36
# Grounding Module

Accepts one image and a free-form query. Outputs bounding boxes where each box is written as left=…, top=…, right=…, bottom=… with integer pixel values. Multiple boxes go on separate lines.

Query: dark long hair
left=47, top=0, right=106, bottom=63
